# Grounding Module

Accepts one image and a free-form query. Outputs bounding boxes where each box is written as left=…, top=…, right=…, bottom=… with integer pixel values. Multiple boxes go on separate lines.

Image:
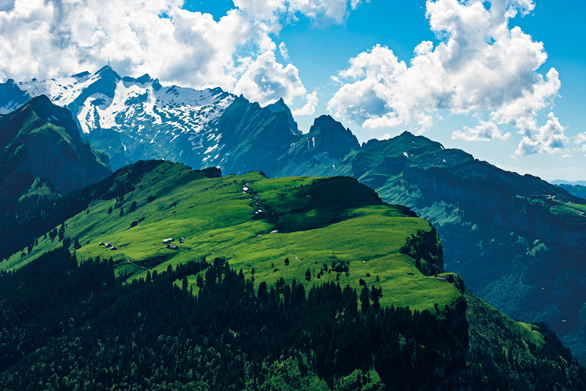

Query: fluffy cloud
left=573, top=132, right=586, bottom=155
left=234, top=0, right=363, bottom=29
left=0, top=0, right=14, bottom=11
left=292, top=91, right=319, bottom=116
left=514, top=113, right=567, bottom=156
left=0, top=0, right=361, bottom=108
left=279, top=42, right=290, bottom=61
left=452, top=120, right=511, bottom=141
left=328, top=0, right=564, bottom=155
left=574, top=132, right=586, bottom=145
left=0, top=0, right=252, bottom=89
left=234, top=50, right=306, bottom=105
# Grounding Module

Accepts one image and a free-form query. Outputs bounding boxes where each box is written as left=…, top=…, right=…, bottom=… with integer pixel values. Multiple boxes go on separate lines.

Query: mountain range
left=2, top=67, right=586, bottom=374
left=2, top=158, right=584, bottom=390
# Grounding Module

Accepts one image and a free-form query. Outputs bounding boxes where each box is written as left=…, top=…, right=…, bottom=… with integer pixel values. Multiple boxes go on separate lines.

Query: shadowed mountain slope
left=0, top=95, right=111, bottom=211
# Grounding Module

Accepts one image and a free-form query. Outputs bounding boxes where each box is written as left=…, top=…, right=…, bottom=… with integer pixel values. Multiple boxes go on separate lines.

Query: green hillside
left=467, top=292, right=586, bottom=390
left=2, top=160, right=586, bottom=389
left=3, top=160, right=457, bottom=312
left=0, top=95, right=110, bottom=208
left=558, top=184, right=586, bottom=201
left=269, top=125, right=586, bottom=363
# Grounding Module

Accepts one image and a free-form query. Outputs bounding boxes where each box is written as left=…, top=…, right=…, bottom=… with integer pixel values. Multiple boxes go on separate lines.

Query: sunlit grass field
left=4, top=161, right=460, bottom=311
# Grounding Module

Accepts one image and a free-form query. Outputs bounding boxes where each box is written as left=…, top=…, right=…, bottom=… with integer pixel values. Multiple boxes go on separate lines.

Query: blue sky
left=1, top=0, right=585, bottom=181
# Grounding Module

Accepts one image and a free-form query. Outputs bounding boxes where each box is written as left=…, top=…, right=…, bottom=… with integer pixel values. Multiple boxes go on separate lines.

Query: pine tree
left=58, top=223, right=65, bottom=241
left=360, top=286, right=370, bottom=314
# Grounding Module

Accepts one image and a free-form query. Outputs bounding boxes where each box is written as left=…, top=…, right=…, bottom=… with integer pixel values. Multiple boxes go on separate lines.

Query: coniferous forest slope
left=1, top=160, right=585, bottom=390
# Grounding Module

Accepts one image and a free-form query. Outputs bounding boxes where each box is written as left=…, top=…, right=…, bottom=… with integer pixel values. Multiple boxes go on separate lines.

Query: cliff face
left=0, top=95, right=111, bottom=210
left=0, top=79, right=30, bottom=114
left=492, top=196, right=586, bottom=247
left=208, top=96, right=299, bottom=176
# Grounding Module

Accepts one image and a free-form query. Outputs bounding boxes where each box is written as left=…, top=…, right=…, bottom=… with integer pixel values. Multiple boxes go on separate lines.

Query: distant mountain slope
left=557, top=184, right=586, bottom=201
left=552, top=179, right=586, bottom=187
left=0, top=71, right=360, bottom=176
left=0, top=95, right=111, bottom=211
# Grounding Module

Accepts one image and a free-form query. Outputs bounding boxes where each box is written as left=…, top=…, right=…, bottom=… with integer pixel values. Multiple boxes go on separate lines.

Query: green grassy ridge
left=557, top=184, right=586, bottom=201
left=352, top=132, right=473, bottom=179
left=511, top=195, right=586, bottom=222
left=3, top=160, right=460, bottom=312
left=0, top=160, right=166, bottom=261
left=0, top=95, right=111, bottom=213
left=0, top=96, right=75, bottom=151
left=466, top=292, right=586, bottom=390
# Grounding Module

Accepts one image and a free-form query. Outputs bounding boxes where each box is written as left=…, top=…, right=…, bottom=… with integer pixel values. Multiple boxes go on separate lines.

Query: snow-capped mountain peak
left=1, top=66, right=236, bottom=170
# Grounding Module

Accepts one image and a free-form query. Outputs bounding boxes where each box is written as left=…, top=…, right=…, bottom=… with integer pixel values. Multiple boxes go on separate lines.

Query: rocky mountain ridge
left=0, top=95, right=111, bottom=211
left=0, top=67, right=238, bottom=170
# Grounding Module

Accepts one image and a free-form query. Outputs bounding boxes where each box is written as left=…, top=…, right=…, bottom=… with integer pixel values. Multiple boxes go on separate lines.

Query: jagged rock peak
left=122, top=73, right=154, bottom=84
left=310, top=115, right=359, bottom=147
left=266, top=97, right=300, bottom=135
left=71, top=71, right=90, bottom=79
left=303, top=115, right=360, bottom=160
left=95, top=65, right=122, bottom=81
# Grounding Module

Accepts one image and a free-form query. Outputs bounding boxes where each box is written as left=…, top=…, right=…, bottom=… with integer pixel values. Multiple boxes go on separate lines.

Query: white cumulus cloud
left=574, top=132, right=586, bottom=145
left=292, top=91, right=319, bottom=116
left=0, top=0, right=361, bottom=109
left=572, top=132, right=586, bottom=154
left=232, top=0, right=362, bottom=31
left=452, top=120, right=511, bottom=141
left=328, top=0, right=565, bottom=155
left=234, top=50, right=307, bottom=106
left=514, top=113, right=568, bottom=156
left=279, top=42, right=290, bottom=61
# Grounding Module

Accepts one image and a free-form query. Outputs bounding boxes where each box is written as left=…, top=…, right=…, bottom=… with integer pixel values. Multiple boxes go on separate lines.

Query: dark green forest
left=2, top=246, right=586, bottom=389
left=0, top=160, right=165, bottom=261
left=0, top=245, right=470, bottom=390
left=467, top=292, right=586, bottom=391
